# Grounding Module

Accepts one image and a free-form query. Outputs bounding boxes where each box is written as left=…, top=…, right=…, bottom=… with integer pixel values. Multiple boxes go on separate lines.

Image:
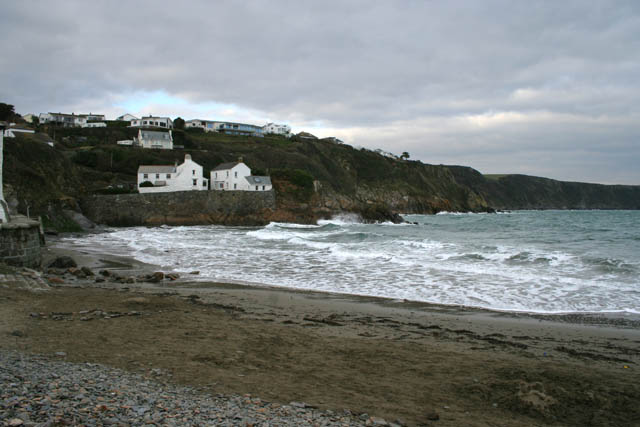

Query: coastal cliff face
left=448, top=167, right=640, bottom=210
left=3, top=131, right=639, bottom=230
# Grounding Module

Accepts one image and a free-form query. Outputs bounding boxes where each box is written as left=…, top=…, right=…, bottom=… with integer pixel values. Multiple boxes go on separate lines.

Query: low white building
left=136, top=129, right=173, bottom=150
left=38, top=112, right=105, bottom=127
left=131, top=116, right=173, bottom=129
left=137, top=154, right=208, bottom=193
left=210, top=160, right=272, bottom=191
left=263, top=123, right=291, bottom=137
left=184, top=119, right=264, bottom=136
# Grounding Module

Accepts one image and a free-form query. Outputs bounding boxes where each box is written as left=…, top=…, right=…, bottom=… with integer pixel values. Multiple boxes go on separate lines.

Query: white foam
left=52, top=212, right=640, bottom=315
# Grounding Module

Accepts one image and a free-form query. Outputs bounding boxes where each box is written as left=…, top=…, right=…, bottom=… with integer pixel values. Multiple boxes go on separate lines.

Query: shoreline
left=43, top=236, right=640, bottom=326
left=1, top=240, right=639, bottom=426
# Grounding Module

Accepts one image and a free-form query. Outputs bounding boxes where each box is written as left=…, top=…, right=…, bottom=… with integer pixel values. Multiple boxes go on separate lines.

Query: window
left=234, top=183, right=237, bottom=189
left=226, top=171, right=229, bottom=177
left=166, top=174, right=171, bottom=179
left=143, top=173, right=148, bottom=179
left=192, top=170, right=195, bottom=175
left=214, top=172, right=217, bottom=179
left=202, top=181, right=207, bottom=187
left=156, top=174, right=160, bottom=179
left=255, top=186, right=258, bottom=190
left=193, top=179, right=197, bottom=185
left=234, top=171, right=237, bottom=178
left=262, top=185, right=265, bottom=190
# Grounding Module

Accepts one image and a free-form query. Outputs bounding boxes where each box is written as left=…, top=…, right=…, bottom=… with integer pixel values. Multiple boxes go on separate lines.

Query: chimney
left=238, top=156, right=243, bottom=163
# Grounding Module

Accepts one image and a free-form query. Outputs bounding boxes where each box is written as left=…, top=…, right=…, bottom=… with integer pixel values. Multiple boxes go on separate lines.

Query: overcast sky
left=2, top=1, right=639, bottom=184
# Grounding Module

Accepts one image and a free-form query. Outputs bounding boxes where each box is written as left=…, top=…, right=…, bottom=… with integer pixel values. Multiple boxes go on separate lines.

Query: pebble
left=0, top=350, right=373, bottom=426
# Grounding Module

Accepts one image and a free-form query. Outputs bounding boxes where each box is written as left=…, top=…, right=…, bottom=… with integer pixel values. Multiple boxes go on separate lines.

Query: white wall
left=210, top=163, right=251, bottom=190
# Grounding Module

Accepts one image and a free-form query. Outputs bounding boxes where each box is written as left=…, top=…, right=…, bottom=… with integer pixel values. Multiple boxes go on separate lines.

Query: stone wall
left=0, top=218, right=42, bottom=268
left=80, top=190, right=277, bottom=226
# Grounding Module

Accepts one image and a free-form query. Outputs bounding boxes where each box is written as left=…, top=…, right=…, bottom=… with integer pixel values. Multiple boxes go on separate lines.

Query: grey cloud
left=1, top=1, right=639, bottom=183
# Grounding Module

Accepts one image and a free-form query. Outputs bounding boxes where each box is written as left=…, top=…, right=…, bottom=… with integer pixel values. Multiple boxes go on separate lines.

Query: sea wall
left=0, top=217, right=42, bottom=268
left=80, top=190, right=277, bottom=226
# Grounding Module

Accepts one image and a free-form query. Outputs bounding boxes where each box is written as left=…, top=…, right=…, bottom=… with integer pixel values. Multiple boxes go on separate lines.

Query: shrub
left=139, top=181, right=154, bottom=187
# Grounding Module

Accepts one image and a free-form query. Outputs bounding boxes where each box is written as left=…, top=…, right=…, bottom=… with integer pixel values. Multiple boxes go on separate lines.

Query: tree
left=400, top=151, right=410, bottom=160
left=174, top=117, right=185, bottom=130
left=0, top=103, right=16, bottom=121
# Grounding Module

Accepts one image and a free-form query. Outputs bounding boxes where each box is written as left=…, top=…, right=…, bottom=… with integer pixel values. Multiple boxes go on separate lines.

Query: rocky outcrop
left=80, top=190, right=277, bottom=227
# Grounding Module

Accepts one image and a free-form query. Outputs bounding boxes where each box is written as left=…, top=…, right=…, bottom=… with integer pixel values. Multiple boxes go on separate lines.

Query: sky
left=1, top=1, right=639, bottom=184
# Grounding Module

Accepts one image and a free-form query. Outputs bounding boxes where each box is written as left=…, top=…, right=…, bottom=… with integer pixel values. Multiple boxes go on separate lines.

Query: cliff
left=448, top=167, right=640, bottom=210
left=3, top=129, right=639, bottom=230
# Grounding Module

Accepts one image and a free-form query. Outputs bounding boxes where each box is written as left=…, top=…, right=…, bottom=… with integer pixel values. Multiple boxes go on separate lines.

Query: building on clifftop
left=135, top=129, right=173, bottom=149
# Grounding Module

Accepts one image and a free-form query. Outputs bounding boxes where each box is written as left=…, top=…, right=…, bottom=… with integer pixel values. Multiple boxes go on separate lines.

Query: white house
left=263, top=122, right=291, bottom=137
left=38, top=112, right=105, bottom=127
left=184, top=119, right=264, bottom=136
left=130, top=116, right=173, bottom=129
left=116, top=113, right=138, bottom=122
left=135, top=129, right=173, bottom=149
left=137, top=154, right=208, bottom=193
left=210, top=160, right=272, bottom=191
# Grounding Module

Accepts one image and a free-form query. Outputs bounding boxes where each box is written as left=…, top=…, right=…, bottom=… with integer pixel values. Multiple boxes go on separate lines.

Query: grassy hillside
left=3, top=126, right=639, bottom=230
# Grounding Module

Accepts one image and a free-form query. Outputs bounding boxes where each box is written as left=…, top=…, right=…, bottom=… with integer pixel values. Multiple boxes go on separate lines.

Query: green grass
left=483, top=174, right=509, bottom=181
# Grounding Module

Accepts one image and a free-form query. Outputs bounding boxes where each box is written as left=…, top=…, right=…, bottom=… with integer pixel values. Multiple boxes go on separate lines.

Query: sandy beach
left=1, top=242, right=639, bottom=426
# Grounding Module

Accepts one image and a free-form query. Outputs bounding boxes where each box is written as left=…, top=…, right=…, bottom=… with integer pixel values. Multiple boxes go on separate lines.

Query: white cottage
left=210, top=160, right=272, bottom=191
left=137, top=154, right=208, bottom=193
left=136, top=129, right=173, bottom=150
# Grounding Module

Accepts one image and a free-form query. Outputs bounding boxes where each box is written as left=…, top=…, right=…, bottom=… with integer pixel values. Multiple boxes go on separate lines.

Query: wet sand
left=1, top=243, right=639, bottom=426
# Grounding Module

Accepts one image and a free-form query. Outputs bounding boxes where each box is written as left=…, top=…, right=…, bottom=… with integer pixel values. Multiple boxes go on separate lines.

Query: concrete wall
left=80, top=189, right=276, bottom=227
left=0, top=221, right=42, bottom=268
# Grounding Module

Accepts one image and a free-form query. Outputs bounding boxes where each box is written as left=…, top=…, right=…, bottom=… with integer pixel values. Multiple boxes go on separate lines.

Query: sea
left=53, top=210, right=640, bottom=315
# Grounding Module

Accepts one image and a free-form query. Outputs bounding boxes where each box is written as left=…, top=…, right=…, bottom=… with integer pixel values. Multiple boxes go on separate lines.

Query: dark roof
left=140, top=130, right=172, bottom=140
left=212, top=162, right=241, bottom=171
left=245, top=176, right=272, bottom=186
left=138, top=165, right=176, bottom=173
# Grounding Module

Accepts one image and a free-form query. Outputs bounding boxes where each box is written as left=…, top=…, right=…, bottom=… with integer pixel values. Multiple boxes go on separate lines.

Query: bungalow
left=38, top=112, right=105, bottom=127
left=263, top=122, right=291, bottom=137
left=185, top=119, right=264, bottom=137
left=137, top=154, right=208, bottom=193
left=130, top=116, right=173, bottom=129
left=38, top=112, right=84, bottom=127
left=135, top=129, right=173, bottom=149
left=210, top=159, right=272, bottom=191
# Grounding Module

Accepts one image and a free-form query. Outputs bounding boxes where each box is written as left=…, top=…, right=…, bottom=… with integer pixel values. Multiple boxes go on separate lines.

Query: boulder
left=148, top=272, right=164, bottom=283
left=81, top=266, right=94, bottom=276
left=47, top=256, right=77, bottom=269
